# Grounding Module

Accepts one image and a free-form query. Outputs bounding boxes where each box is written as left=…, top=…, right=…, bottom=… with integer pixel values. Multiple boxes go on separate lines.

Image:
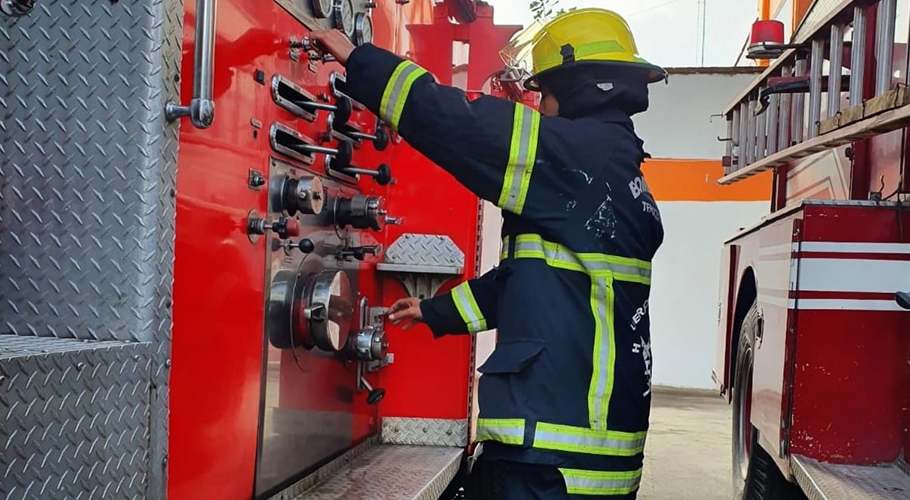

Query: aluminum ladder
left=719, top=0, right=910, bottom=185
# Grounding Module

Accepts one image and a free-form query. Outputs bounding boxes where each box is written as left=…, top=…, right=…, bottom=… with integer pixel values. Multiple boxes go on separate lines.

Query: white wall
left=632, top=70, right=761, bottom=159
left=649, top=201, right=768, bottom=389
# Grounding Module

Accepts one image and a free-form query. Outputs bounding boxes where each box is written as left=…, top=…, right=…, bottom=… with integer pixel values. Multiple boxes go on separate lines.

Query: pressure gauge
left=333, top=0, right=355, bottom=37
left=311, top=0, right=333, bottom=18
left=354, top=12, right=373, bottom=46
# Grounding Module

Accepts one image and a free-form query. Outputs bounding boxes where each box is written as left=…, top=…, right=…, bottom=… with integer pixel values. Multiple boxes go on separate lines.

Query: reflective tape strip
left=380, top=61, right=428, bottom=131
left=452, top=282, right=487, bottom=333
left=510, top=234, right=651, bottom=284
left=588, top=275, right=615, bottom=430
left=559, top=468, right=643, bottom=496
left=533, top=422, right=646, bottom=456
left=476, top=418, right=525, bottom=445
left=497, top=105, right=541, bottom=215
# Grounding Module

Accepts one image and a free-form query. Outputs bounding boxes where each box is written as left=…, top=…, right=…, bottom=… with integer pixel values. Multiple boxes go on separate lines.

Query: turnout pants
left=468, top=456, right=638, bottom=500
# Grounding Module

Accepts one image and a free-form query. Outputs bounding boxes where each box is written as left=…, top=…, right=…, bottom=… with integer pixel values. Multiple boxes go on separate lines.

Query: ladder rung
left=718, top=99, right=910, bottom=185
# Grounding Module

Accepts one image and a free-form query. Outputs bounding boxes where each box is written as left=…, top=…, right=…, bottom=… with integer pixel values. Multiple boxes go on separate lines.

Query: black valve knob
left=339, top=245, right=381, bottom=261
left=367, top=388, right=386, bottom=405
left=289, top=139, right=353, bottom=169
left=338, top=163, right=393, bottom=186
left=359, top=377, right=386, bottom=406
left=346, top=127, right=390, bottom=151
left=283, top=238, right=315, bottom=254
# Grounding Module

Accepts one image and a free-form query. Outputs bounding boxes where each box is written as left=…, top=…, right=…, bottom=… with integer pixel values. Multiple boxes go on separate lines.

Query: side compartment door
left=714, top=243, right=739, bottom=399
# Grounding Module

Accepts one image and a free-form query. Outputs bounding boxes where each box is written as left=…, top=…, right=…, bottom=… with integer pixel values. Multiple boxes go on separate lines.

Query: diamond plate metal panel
left=0, top=335, right=152, bottom=500
left=376, top=234, right=465, bottom=274
left=287, top=445, right=463, bottom=500
left=792, top=454, right=910, bottom=500
left=382, top=418, right=469, bottom=447
left=0, top=0, right=184, bottom=496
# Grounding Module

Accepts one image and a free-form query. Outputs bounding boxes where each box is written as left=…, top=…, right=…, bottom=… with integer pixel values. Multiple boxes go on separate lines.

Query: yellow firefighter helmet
left=501, top=8, right=668, bottom=91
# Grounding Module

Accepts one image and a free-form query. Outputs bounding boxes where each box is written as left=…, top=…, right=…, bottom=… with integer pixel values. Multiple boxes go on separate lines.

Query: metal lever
left=1, top=0, right=36, bottom=16
left=295, top=94, right=352, bottom=125
left=339, top=245, right=382, bottom=261
left=290, top=38, right=337, bottom=62
left=346, top=127, right=390, bottom=151
left=338, top=164, right=393, bottom=186
left=290, top=140, right=353, bottom=169
left=247, top=215, right=301, bottom=239
left=281, top=238, right=315, bottom=254
left=166, top=0, right=217, bottom=129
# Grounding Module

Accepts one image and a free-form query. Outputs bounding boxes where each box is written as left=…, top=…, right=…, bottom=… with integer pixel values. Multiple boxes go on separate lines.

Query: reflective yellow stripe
left=476, top=418, right=525, bottom=445
left=452, top=282, right=487, bottom=333
left=509, top=234, right=651, bottom=284
left=379, top=61, right=428, bottom=131
left=533, top=423, right=646, bottom=457
left=559, top=468, right=642, bottom=496
left=588, top=275, right=614, bottom=429
left=498, top=105, right=541, bottom=215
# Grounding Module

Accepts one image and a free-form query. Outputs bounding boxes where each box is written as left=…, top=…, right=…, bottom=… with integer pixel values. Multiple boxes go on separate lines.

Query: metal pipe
left=745, top=100, right=756, bottom=165
left=792, top=58, right=807, bottom=144
left=808, top=39, right=824, bottom=138
left=828, top=24, right=844, bottom=117
left=767, top=93, right=780, bottom=154
left=875, top=0, right=896, bottom=95
left=166, top=0, right=217, bottom=129
left=779, top=91, right=792, bottom=149
left=732, top=108, right=741, bottom=170
left=756, top=95, right=767, bottom=160
left=850, top=5, right=867, bottom=105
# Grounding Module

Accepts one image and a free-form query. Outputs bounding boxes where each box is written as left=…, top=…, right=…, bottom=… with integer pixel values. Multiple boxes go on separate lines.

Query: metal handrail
left=166, top=0, right=217, bottom=129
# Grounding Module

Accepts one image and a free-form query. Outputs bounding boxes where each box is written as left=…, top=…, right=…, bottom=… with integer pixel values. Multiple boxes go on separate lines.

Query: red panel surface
left=786, top=205, right=910, bottom=464
left=167, top=0, right=499, bottom=497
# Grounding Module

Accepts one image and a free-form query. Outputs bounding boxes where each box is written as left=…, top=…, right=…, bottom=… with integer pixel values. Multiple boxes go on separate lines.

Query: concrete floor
left=639, top=388, right=733, bottom=500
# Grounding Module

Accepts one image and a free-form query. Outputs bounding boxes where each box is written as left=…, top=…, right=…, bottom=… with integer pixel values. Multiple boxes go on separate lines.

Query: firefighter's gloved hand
left=310, top=29, right=356, bottom=65
left=387, top=298, right=424, bottom=330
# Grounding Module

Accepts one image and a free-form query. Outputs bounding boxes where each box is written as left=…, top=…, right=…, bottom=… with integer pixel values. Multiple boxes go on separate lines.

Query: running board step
left=792, top=454, right=910, bottom=500
left=287, top=445, right=463, bottom=500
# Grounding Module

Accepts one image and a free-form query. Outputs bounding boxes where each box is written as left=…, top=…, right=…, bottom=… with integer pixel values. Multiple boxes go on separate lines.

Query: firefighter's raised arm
left=310, top=30, right=567, bottom=221
left=387, top=267, right=502, bottom=337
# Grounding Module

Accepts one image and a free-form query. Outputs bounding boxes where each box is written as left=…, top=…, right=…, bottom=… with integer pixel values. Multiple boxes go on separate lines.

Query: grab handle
left=166, top=0, right=217, bottom=129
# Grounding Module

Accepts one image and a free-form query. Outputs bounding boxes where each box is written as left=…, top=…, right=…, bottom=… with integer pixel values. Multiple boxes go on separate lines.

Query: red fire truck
left=0, top=0, right=529, bottom=499
left=715, top=1, right=910, bottom=499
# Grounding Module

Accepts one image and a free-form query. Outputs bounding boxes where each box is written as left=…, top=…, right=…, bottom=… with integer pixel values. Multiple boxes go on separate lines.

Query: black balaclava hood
left=537, top=64, right=652, bottom=120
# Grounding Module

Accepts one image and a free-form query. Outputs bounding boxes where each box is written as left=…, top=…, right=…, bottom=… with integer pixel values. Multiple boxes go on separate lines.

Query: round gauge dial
left=333, top=0, right=355, bottom=37
left=312, top=0, right=333, bottom=19
left=354, top=12, right=373, bottom=46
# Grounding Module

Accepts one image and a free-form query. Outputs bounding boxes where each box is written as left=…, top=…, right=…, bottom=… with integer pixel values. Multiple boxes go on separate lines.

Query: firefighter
left=311, top=8, right=665, bottom=499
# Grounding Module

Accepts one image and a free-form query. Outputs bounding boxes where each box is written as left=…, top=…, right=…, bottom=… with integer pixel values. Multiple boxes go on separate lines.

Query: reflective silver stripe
left=380, top=62, right=427, bottom=131
left=476, top=418, right=525, bottom=445
left=452, top=282, right=486, bottom=332
left=510, top=236, right=651, bottom=283
left=533, top=423, right=646, bottom=456
left=559, top=468, right=643, bottom=495
left=498, top=105, right=540, bottom=214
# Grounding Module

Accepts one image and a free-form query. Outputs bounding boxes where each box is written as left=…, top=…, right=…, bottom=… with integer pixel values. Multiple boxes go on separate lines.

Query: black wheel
left=732, top=301, right=806, bottom=500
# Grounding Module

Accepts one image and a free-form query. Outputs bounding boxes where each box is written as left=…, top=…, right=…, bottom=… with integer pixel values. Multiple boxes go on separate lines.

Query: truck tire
left=731, top=301, right=806, bottom=500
